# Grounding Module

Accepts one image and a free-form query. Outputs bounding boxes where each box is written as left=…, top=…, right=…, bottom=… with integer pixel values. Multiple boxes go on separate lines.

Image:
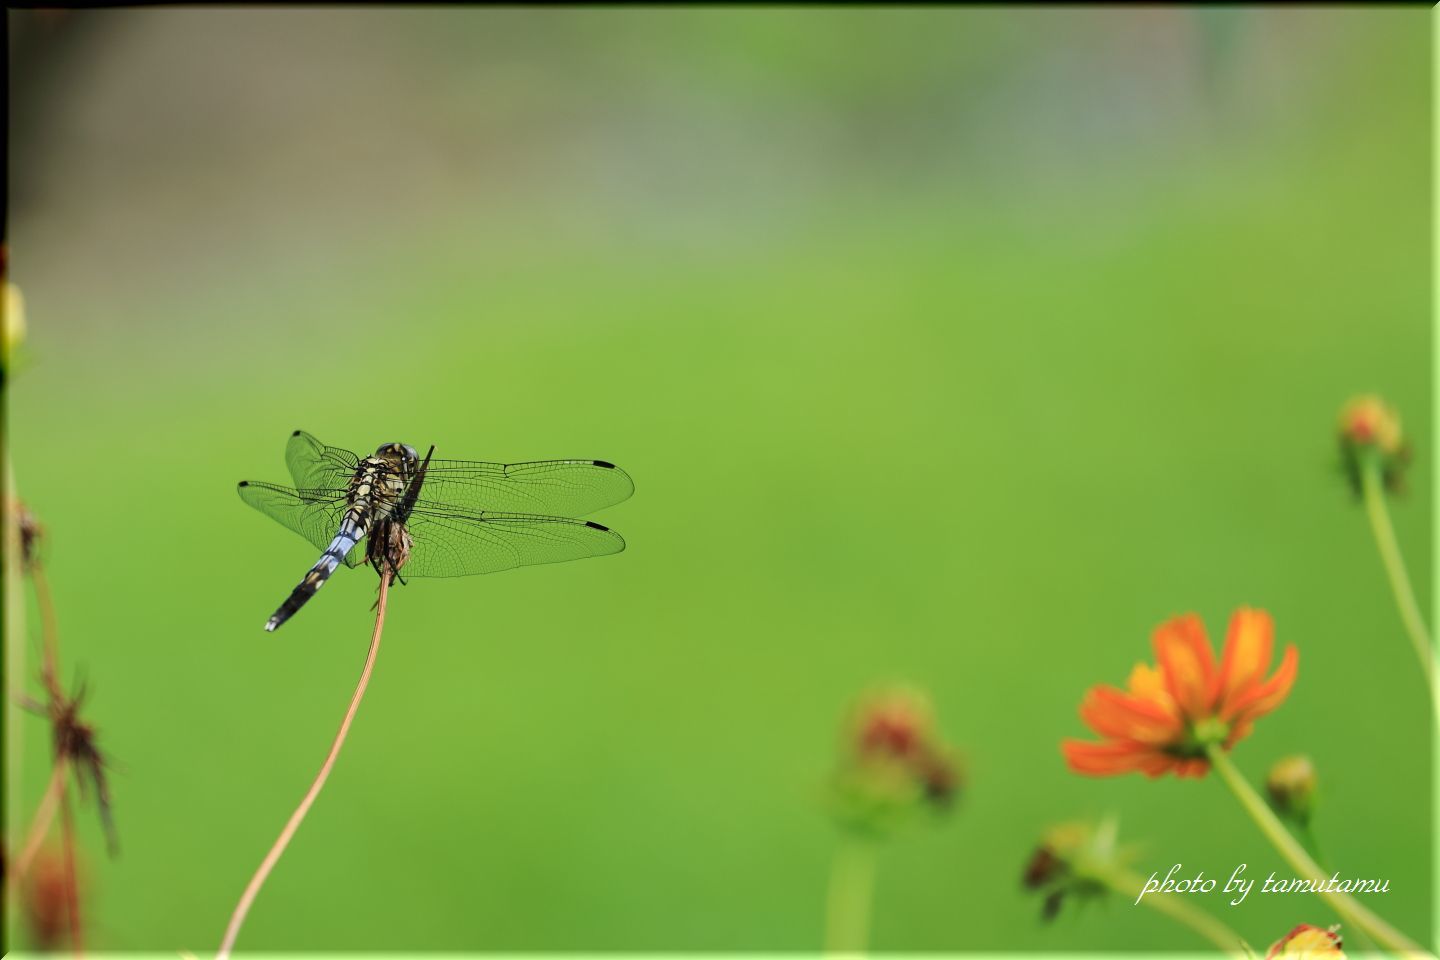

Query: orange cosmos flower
left=1062, top=608, right=1297, bottom=779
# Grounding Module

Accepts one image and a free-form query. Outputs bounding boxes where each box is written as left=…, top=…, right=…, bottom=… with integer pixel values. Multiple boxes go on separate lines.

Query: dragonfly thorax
left=349, top=451, right=415, bottom=524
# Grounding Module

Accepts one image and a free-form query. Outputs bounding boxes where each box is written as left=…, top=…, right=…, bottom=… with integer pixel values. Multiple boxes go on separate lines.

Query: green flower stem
left=825, top=836, right=877, bottom=955
left=1207, top=746, right=1427, bottom=958
left=1294, top=820, right=1328, bottom=874
left=1103, top=866, right=1246, bottom=957
left=1360, top=458, right=1437, bottom=703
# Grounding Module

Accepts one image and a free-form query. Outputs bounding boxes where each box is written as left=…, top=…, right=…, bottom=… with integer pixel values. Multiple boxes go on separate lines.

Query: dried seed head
left=383, top=521, right=413, bottom=575
left=10, top=499, right=43, bottom=570
left=49, top=688, right=118, bottom=857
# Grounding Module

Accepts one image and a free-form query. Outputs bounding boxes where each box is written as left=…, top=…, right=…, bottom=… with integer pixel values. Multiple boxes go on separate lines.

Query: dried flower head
left=12, top=498, right=44, bottom=571
left=1266, top=923, right=1344, bottom=958
left=1266, top=755, right=1318, bottom=827
left=1062, top=608, right=1297, bottom=779
left=26, top=683, right=119, bottom=857
left=828, top=685, right=962, bottom=836
left=1338, top=395, right=1409, bottom=496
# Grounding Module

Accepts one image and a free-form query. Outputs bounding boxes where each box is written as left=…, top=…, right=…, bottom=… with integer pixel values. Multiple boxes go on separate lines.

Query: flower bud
left=1338, top=396, right=1402, bottom=453
left=827, top=686, right=962, bottom=837
left=1266, top=755, right=1317, bottom=826
left=1021, top=819, right=1124, bottom=923
left=1266, top=923, right=1344, bottom=958
left=3, top=278, right=24, bottom=375
left=1338, top=395, right=1409, bottom=495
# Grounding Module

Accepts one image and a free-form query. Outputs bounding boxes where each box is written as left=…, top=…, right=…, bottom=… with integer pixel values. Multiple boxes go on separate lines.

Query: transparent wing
left=237, top=481, right=369, bottom=569
left=414, top=458, right=634, bottom=518
left=397, top=500, right=626, bottom=578
left=285, top=430, right=360, bottom=491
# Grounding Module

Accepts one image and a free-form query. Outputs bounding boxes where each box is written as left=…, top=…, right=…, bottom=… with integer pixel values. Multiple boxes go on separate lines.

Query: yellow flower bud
left=1266, top=923, right=1344, bottom=958
left=1338, top=395, right=1403, bottom=455
left=1337, top=395, right=1409, bottom=496
left=3, top=279, right=25, bottom=372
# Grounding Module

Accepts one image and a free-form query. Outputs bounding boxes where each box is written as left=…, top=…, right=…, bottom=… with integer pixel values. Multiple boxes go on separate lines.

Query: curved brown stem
left=7, top=758, right=67, bottom=891
left=215, top=572, right=392, bottom=959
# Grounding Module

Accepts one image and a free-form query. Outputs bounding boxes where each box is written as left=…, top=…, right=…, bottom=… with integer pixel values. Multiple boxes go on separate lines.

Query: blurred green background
left=4, top=6, right=1431, bottom=953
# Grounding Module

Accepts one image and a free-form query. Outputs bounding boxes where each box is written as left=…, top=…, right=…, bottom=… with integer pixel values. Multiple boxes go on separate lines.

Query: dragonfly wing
left=285, top=430, right=361, bottom=491
left=398, top=501, right=625, bottom=578
left=415, top=458, right=634, bottom=517
left=237, top=481, right=369, bottom=568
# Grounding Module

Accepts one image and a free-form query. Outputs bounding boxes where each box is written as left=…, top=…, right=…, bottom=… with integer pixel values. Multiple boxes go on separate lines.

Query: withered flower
left=13, top=498, right=44, bottom=570
left=24, top=682, right=118, bottom=857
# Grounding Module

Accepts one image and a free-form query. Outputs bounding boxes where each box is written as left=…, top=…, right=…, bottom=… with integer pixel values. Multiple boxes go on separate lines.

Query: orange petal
left=1225, top=718, right=1254, bottom=748
left=1174, top=758, right=1211, bottom=779
left=1127, top=663, right=1176, bottom=713
left=1153, top=614, right=1218, bottom=718
left=1216, top=608, right=1274, bottom=710
left=1062, top=739, right=1156, bottom=777
left=1138, top=752, right=1179, bottom=778
left=1226, top=644, right=1298, bottom=723
left=1079, top=686, right=1183, bottom=745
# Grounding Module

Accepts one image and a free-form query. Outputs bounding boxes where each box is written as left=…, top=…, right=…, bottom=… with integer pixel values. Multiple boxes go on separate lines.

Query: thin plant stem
left=32, top=558, right=61, bottom=699
left=30, top=542, right=85, bottom=955
left=215, top=572, right=392, bottom=960
left=58, top=779, right=82, bottom=955
left=1105, top=866, right=1245, bottom=957
left=824, top=835, right=877, bottom=955
left=4, top=467, right=28, bottom=885
left=1359, top=459, right=1437, bottom=701
left=7, top=758, right=67, bottom=891
left=1207, top=746, right=1426, bottom=958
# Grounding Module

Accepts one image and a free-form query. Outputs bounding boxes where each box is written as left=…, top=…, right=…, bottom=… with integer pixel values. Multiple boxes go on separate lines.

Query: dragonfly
left=238, top=430, right=633, bottom=632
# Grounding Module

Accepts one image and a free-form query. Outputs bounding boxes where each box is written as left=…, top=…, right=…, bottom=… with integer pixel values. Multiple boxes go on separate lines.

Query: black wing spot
left=291, top=429, right=304, bottom=437
left=585, top=521, right=610, bottom=531
left=593, top=460, right=616, bottom=469
left=238, top=481, right=250, bottom=488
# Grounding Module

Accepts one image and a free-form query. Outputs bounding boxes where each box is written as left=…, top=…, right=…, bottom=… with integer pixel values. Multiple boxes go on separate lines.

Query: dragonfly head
left=375, top=442, right=419, bottom=467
